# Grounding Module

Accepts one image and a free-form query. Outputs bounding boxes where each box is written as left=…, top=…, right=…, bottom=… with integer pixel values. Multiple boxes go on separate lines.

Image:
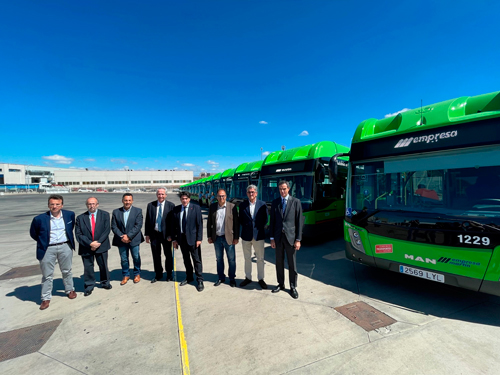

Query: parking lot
left=1, top=192, right=500, bottom=374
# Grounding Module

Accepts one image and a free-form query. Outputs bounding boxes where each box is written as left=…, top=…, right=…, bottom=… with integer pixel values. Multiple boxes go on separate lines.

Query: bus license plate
left=399, top=265, right=445, bottom=283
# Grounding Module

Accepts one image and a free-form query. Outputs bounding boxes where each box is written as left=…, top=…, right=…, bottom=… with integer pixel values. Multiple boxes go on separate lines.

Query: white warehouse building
left=54, top=169, right=192, bottom=189
left=0, top=163, right=193, bottom=189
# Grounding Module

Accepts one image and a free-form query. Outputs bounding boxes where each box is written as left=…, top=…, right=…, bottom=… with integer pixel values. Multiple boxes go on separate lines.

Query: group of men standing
left=29, top=180, right=303, bottom=311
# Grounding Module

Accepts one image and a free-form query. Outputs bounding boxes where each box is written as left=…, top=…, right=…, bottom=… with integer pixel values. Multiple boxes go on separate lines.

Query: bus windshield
left=232, top=179, right=248, bottom=200
left=350, top=160, right=500, bottom=223
left=260, top=175, right=313, bottom=210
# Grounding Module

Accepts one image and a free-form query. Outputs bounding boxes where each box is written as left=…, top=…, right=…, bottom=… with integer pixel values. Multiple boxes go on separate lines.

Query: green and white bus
left=220, top=168, right=236, bottom=199
left=230, top=160, right=264, bottom=206
left=259, top=141, right=349, bottom=237
left=344, top=91, right=500, bottom=295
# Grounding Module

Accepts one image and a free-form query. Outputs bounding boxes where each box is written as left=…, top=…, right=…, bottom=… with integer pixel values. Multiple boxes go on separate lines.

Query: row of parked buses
left=182, top=90, right=500, bottom=297
left=181, top=140, right=350, bottom=237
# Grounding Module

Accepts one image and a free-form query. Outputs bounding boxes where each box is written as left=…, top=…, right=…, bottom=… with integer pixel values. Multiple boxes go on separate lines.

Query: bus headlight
left=348, top=228, right=365, bottom=254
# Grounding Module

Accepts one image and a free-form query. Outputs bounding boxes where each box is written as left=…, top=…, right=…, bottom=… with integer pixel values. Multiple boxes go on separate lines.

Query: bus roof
left=221, top=168, right=236, bottom=178
left=211, top=172, right=222, bottom=181
left=263, top=141, right=349, bottom=166
left=353, top=90, right=500, bottom=143
left=235, top=160, right=264, bottom=175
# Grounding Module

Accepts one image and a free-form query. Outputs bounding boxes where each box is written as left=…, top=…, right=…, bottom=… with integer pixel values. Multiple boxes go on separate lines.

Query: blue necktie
left=157, top=203, right=162, bottom=232
left=282, top=198, right=287, bottom=215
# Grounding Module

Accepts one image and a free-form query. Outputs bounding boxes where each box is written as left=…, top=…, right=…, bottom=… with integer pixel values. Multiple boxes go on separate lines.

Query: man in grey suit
left=270, top=180, right=303, bottom=299
left=207, top=189, right=240, bottom=287
left=75, top=197, right=112, bottom=296
left=111, top=193, right=145, bottom=285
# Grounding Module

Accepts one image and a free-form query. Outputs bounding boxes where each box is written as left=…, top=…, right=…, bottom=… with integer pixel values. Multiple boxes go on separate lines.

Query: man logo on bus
left=394, top=130, right=458, bottom=148
left=405, top=254, right=436, bottom=264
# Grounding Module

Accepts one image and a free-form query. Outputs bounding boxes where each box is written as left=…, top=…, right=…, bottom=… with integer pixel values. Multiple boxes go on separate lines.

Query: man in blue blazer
left=111, top=193, right=145, bottom=285
left=172, top=191, right=204, bottom=291
left=238, top=184, right=269, bottom=289
left=75, top=197, right=112, bottom=296
left=30, top=194, right=77, bottom=310
left=270, top=180, right=303, bottom=299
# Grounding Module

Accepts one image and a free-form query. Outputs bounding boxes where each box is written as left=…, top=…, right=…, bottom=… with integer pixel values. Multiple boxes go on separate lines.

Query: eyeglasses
left=217, top=195, right=226, bottom=198
left=247, top=191, right=256, bottom=194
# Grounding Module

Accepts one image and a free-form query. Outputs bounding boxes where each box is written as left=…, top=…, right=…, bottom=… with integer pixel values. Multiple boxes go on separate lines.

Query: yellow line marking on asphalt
left=174, top=255, right=191, bottom=375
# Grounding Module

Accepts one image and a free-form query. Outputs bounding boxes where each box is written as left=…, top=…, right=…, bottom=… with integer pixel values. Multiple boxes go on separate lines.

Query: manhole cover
left=335, top=301, right=397, bottom=331
left=0, top=265, right=41, bottom=280
left=0, top=320, right=62, bottom=362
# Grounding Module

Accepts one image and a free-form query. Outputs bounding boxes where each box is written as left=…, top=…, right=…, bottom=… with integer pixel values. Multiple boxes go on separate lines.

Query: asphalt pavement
left=1, top=192, right=500, bottom=375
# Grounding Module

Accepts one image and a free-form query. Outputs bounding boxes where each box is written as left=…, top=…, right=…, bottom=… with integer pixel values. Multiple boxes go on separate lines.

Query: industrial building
left=0, top=163, right=193, bottom=190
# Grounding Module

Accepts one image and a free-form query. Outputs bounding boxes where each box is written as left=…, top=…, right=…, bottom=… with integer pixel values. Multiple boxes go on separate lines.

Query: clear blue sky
left=1, top=0, right=499, bottom=175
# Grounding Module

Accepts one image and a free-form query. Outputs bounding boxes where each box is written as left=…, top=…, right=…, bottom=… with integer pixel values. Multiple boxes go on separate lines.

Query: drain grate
left=0, top=265, right=41, bottom=280
left=335, top=301, right=397, bottom=331
left=0, top=320, right=62, bottom=362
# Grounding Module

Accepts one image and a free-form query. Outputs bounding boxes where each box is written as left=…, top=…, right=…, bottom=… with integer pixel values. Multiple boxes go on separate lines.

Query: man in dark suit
left=269, top=180, right=303, bottom=299
left=238, top=184, right=269, bottom=289
left=75, top=197, right=112, bottom=296
left=30, top=194, right=77, bottom=310
left=111, top=193, right=145, bottom=285
left=145, top=188, right=175, bottom=283
left=207, top=189, right=240, bottom=287
left=172, top=191, right=204, bottom=292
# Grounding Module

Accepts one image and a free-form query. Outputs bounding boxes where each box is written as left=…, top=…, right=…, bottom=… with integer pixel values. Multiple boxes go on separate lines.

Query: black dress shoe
left=84, top=290, right=93, bottom=297
left=214, top=280, right=222, bottom=287
left=180, top=279, right=189, bottom=286
left=197, top=281, right=204, bottom=292
left=166, top=275, right=173, bottom=282
left=239, top=278, right=252, bottom=287
left=151, top=278, right=157, bottom=284
left=258, top=279, right=268, bottom=289
left=272, top=285, right=285, bottom=293
left=290, top=287, right=299, bottom=299
left=230, top=280, right=236, bottom=288
left=103, top=284, right=112, bottom=290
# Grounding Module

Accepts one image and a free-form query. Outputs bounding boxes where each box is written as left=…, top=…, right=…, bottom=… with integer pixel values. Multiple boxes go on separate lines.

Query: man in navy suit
left=30, top=194, right=77, bottom=310
left=145, top=188, right=175, bottom=283
left=270, top=180, right=303, bottom=299
left=75, top=197, right=112, bottom=296
left=238, top=184, right=269, bottom=289
left=172, top=191, right=204, bottom=292
left=111, top=193, right=145, bottom=285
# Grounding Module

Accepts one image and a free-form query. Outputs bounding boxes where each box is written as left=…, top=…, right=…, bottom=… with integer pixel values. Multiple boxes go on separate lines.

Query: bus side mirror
left=328, top=153, right=350, bottom=184
left=315, top=167, right=325, bottom=183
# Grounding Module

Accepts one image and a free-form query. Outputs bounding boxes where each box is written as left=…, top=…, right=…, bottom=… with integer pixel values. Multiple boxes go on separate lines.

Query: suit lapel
left=83, top=211, right=92, bottom=234
left=119, top=207, right=125, bottom=230
left=245, top=202, right=253, bottom=219
left=44, top=212, right=51, bottom=243
left=95, top=210, right=103, bottom=237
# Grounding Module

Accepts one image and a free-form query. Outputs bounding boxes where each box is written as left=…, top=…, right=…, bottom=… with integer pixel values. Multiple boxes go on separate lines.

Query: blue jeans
left=118, top=244, right=141, bottom=277
left=214, top=236, right=236, bottom=281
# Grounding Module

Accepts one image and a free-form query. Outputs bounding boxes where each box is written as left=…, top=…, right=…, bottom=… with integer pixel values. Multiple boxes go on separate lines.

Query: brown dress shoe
left=133, top=275, right=141, bottom=283
left=67, top=291, right=77, bottom=299
left=40, top=300, right=50, bottom=310
left=120, top=276, right=130, bottom=285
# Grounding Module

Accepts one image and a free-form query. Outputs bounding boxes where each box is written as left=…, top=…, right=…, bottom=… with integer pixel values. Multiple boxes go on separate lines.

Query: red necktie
left=91, top=213, right=95, bottom=240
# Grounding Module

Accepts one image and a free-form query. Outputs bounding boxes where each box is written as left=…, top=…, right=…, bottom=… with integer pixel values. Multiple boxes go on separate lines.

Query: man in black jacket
left=145, top=188, right=175, bottom=283
left=172, top=192, right=204, bottom=292
left=75, top=197, right=112, bottom=296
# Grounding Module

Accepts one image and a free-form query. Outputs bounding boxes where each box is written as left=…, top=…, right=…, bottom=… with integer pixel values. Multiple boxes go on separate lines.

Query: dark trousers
left=81, top=251, right=110, bottom=292
left=150, top=234, right=173, bottom=279
left=180, top=234, right=203, bottom=282
left=276, top=236, right=297, bottom=288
